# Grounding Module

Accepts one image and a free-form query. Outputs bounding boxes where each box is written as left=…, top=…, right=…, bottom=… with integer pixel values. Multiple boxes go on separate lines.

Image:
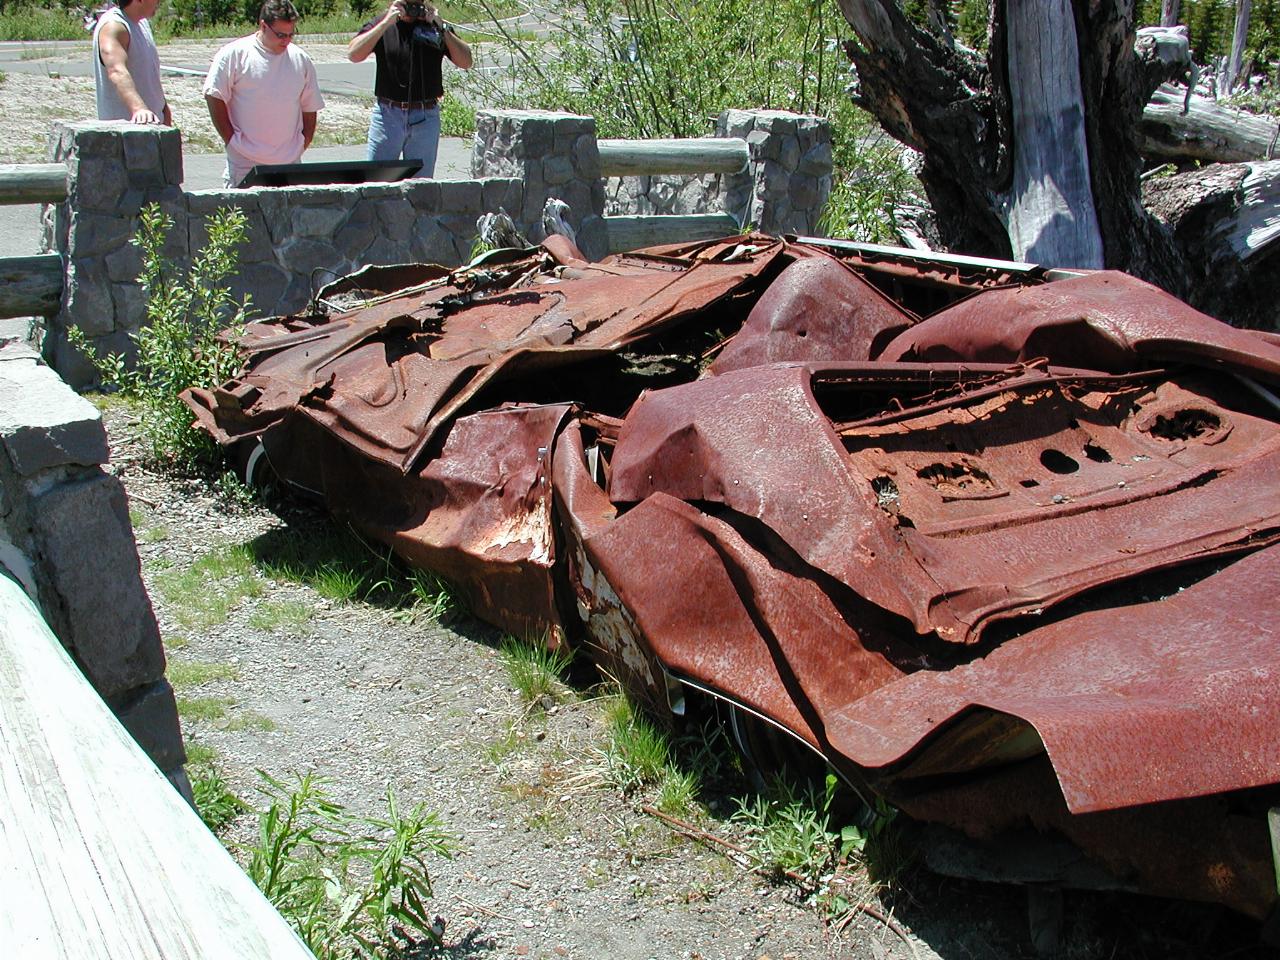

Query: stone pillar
left=0, top=339, right=187, bottom=795
left=44, top=122, right=184, bottom=389
left=472, top=110, right=608, bottom=260
left=717, top=110, right=833, bottom=236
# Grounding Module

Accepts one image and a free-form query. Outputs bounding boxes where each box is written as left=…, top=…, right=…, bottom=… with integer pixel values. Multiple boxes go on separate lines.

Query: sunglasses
left=263, top=22, right=297, bottom=40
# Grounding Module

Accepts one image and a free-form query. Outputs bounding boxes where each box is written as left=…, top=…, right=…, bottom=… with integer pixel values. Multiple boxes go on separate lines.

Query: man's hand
left=129, top=107, right=161, bottom=124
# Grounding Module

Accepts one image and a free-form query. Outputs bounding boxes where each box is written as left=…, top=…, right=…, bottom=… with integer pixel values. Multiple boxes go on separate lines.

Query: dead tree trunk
left=836, top=0, right=1183, bottom=288
left=1161, top=0, right=1181, bottom=27
left=1225, top=0, right=1253, bottom=94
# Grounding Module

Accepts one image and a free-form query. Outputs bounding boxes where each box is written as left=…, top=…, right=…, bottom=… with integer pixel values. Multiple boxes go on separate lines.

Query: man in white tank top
left=92, top=0, right=170, bottom=124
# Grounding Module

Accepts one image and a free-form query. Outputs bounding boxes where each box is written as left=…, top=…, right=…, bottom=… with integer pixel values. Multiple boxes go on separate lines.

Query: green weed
left=483, top=722, right=524, bottom=765
left=654, top=767, right=699, bottom=817
left=731, top=772, right=901, bottom=910
left=0, top=9, right=82, bottom=40
left=250, top=523, right=387, bottom=604
left=177, top=694, right=234, bottom=723
left=249, top=521, right=462, bottom=621
left=225, top=709, right=278, bottom=732
left=404, top=568, right=462, bottom=622
left=604, top=694, right=669, bottom=791
left=184, top=740, right=219, bottom=767
left=244, top=771, right=453, bottom=959
left=499, top=635, right=572, bottom=708
left=189, top=755, right=247, bottom=834
left=439, top=91, right=476, bottom=138
left=69, top=204, right=252, bottom=470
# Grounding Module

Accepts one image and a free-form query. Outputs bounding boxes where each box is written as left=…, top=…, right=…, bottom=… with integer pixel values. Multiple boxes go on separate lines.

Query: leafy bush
left=246, top=771, right=453, bottom=959
left=464, top=0, right=853, bottom=139
left=461, top=0, right=919, bottom=241
left=70, top=203, right=251, bottom=470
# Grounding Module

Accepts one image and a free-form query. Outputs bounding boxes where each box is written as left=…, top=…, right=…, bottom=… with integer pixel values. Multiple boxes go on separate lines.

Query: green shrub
left=70, top=203, right=252, bottom=470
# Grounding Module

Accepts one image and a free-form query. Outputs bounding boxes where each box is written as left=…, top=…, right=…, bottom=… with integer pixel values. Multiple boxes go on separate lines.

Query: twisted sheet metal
left=186, top=237, right=1280, bottom=917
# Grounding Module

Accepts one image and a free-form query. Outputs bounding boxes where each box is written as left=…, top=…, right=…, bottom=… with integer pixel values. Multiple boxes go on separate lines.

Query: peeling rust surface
left=188, top=235, right=1280, bottom=917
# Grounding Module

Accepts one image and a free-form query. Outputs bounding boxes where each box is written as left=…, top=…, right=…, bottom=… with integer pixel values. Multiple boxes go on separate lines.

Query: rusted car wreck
left=186, top=234, right=1280, bottom=921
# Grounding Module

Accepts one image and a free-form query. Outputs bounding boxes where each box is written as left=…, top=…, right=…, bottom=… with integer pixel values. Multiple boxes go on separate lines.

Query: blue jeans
left=367, top=100, right=441, bottom=177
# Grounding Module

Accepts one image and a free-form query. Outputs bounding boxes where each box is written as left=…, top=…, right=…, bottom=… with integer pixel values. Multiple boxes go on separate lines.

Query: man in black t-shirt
left=347, top=0, right=472, bottom=176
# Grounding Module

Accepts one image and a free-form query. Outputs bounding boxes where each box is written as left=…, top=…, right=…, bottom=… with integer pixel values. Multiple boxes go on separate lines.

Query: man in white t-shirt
left=92, top=0, right=170, bottom=124
left=203, top=0, right=325, bottom=187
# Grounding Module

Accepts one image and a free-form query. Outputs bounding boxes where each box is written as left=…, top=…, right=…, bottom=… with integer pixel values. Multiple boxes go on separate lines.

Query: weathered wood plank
left=604, top=214, right=742, bottom=253
left=0, top=573, right=316, bottom=960
left=0, top=254, right=63, bottom=317
left=1142, top=84, right=1280, bottom=163
left=598, top=139, right=748, bottom=178
left=0, top=163, right=67, bottom=204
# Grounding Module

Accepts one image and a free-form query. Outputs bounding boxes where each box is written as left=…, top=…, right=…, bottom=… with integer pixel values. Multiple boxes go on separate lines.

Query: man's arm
left=442, top=25, right=472, bottom=69
left=205, top=95, right=234, bottom=145
left=301, top=111, right=317, bottom=151
left=347, top=0, right=402, bottom=62
left=97, top=20, right=161, bottom=123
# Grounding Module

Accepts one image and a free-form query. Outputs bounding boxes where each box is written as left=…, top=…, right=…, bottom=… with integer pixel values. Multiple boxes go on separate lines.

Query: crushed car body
left=185, top=234, right=1280, bottom=920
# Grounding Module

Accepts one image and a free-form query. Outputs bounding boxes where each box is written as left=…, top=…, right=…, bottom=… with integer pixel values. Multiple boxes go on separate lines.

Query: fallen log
left=1141, top=83, right=1280, bottom=164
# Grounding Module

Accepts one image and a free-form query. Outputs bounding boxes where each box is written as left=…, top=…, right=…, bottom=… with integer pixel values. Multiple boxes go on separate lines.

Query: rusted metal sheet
left=882, top=269, right=1280, bottom=385
left=609, top=363, right=1280, bottom=644
left=188, top=236, right=1280, bottom=919
left=187, top=235, right=787, bottom=473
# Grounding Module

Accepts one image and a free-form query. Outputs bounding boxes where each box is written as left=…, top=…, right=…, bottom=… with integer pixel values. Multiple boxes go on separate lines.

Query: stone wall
left=602, top=110, right=833, bottom=235
left=0, top=338, right=186, bottom=795
left=43, top=121, right=523, bottom=388
left=471, top=109, right=609, bottom=258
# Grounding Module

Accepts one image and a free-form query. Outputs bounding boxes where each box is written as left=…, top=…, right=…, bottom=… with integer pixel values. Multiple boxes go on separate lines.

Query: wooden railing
left=597, top=138, right=747, bottom=254
left=0, top=571, right=316, bottom=959
left=0, top=162, right=66, bottom=319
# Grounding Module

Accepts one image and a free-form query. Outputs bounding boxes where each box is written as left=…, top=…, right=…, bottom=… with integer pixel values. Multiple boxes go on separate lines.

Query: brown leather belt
left=376, top=96, right=438, bottom=109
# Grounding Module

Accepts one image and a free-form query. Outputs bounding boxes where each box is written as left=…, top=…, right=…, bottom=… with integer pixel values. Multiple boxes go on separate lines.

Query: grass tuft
left=244, top=771, right=454, bottom=959
left=499, top=635, right=572, bottom=708
left=248, top=598, right=313, bottom=633
left=168, top=659, right=238, bottom=689
left=155, top=543, right=264, bottom=630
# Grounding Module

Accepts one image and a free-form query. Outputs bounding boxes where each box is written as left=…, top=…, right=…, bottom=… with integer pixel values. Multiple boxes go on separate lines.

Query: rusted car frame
left=186, top=234, right=1280, bottom=921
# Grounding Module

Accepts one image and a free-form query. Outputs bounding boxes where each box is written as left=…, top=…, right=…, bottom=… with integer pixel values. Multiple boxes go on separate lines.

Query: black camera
left=404, top=2, right=426, bottom=17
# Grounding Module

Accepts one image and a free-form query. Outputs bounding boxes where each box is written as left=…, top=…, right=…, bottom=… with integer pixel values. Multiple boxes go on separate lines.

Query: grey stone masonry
left=718, top=110, right=833, bottom=235
left=0, top=338, right=185, bottom=792
left=472, top=110, right=609, bottom=260
left=605, top=110, right=833, bottom=236
left=43, top=122, right=523, bottom=389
